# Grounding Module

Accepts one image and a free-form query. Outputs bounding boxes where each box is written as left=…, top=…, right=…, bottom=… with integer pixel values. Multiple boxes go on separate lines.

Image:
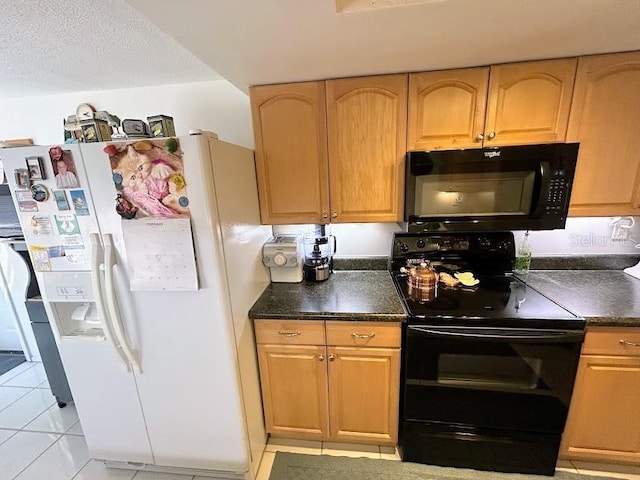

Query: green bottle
left=515, top=231, right=532, bottom=275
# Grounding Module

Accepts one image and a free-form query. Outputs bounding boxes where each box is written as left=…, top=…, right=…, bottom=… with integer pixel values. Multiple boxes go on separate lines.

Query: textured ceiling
left=4, top=0, right=640, bottom=100
left=0, top=0, right=219, bottom=100
left=126, top=0, right=640, bottom=90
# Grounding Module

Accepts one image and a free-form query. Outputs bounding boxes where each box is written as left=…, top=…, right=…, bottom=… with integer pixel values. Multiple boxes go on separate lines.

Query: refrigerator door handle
left=90, top=233, right=130, bottom=370
left=103, top=234, right=142, bottom=374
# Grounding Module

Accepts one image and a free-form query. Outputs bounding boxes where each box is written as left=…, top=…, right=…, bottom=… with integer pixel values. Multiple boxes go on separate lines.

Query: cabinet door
left=484, top=58, right=577, bottom=146
left=561, top=355, right=640, bottom=463
left=328, top=347, right=400, bottom=444
left=250, top=82, right=330, bottom=224
left=257, top=344, right=330, bottom=440
left=568, top=51, right=640, bottom=217
left=326, top=75, right=407, bottom=223
left=408, top=68, right=489, bottom=150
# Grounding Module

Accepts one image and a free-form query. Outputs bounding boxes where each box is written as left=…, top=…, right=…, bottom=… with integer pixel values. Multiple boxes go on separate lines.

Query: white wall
left=276, top=217, right=640, bottom=258
left=0, top=80, right=254, bottom=149
left=3, top=82, right=639, bottom=259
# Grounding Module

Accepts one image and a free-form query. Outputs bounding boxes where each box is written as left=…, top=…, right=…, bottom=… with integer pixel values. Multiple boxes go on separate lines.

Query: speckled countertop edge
left=251, top=312, right=406, bottom=322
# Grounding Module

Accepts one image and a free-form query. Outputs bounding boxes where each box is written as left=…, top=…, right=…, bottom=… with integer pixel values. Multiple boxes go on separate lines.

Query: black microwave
left=405, top=143, right=579, bottom=232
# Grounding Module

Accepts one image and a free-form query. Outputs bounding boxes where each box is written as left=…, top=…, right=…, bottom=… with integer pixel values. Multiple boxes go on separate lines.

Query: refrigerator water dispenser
left=42, top=272, right=105, bottom=340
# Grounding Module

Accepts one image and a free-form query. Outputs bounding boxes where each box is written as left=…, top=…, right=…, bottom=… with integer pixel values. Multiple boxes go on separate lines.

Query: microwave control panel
left=545, top=169, right=570, bottom=215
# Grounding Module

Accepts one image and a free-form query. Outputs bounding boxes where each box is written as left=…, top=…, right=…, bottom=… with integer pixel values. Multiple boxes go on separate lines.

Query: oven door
left=405, top=143, right=578, bottom=231
left=403, top=325, right=583, bottom=434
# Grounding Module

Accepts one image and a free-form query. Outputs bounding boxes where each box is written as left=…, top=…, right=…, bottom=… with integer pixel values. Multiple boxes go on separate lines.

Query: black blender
left=303, top=226, right=336, bottom=282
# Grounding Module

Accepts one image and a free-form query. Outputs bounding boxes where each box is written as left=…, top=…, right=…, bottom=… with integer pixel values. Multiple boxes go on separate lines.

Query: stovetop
left=390, top=232, right=584, bottom=330
left=392, top=272, right=583, bottom=329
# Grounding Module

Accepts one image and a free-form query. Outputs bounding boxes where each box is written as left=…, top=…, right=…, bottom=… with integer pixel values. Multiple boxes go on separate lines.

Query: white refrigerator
left=0, top=133, right=271, bottom=478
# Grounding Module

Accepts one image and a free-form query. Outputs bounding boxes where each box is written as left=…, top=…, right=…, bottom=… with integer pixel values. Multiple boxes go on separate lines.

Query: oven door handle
left=408, top=326, right=584, bottom=343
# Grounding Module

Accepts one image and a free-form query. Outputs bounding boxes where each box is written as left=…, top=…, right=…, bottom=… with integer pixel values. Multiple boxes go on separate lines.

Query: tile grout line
left=64, top=420, right=81, bottom=434
left=10, top=432, right=63, bottom=480
left=21, top=403, right=78, bottom=433
left=2, top=370, right=49, bottom=389
left=0, top=428, right=19, bottom=447
left=0, top=386, right=36, bottom=414
left=0, top=363, right=39, bottom=386
left=70, top=457, right=92, bottom=480
left=21, top=426, right=78, bottom=435
left=1, top=395, right=57, bottom=431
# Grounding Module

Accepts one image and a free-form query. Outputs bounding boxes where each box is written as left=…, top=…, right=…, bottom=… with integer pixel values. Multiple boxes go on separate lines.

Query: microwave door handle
left=531, top=161, right=551, bottom=219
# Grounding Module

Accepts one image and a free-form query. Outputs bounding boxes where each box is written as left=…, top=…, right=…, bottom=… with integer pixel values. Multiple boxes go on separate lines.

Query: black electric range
left=392, top=271, right=584, bottom=329
left=391, top=232, right=584, bottom=476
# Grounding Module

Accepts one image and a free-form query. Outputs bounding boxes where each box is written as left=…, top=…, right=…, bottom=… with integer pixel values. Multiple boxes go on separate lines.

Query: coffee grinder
left=303, top=225, right=336, bottom=282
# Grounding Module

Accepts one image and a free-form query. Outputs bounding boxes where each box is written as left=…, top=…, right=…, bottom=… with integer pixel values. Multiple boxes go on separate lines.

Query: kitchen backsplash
left=273, top=217, right=640, bottom=257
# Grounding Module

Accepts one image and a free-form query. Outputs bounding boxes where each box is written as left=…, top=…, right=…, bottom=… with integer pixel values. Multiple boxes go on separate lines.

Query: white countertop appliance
left=262, top=235, right=303, bottom=283
left=0, top=134, right=271, bottom=479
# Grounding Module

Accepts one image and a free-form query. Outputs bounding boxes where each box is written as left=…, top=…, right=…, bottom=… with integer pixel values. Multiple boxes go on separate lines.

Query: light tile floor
left=2, top=363, right=639, bottom=479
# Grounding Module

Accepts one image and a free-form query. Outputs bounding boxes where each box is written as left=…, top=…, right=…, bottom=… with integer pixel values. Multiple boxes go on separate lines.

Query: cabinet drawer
left=583, top=328, right=640, bottom=356
left=326, top=322, right=401, bottom=348
left=254, top=320, right=325, bottom=345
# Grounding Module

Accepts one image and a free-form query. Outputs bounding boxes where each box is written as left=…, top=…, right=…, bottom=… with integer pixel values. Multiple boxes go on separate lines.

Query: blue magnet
left=178, top=196, right=189, bottom=207
left=113, top=173, right=123, bottom=185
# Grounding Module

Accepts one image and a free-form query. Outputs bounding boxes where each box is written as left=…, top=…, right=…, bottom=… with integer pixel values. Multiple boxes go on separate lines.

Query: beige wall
left=0, top=80, right=253, bottom=148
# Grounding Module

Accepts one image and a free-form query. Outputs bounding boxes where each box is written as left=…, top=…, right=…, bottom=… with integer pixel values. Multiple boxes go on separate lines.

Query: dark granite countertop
left=521, top=270, right=640, bottom=327
left=249, top=270, right=406, bottom=322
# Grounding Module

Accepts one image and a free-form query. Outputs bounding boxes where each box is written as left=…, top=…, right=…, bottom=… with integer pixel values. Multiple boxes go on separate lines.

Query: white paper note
left=121, top=217, right=198, bottom=291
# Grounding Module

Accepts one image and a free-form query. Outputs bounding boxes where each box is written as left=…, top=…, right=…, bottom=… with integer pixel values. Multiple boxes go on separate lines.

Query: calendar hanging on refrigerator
left=121, top=217, right=198, bottom=291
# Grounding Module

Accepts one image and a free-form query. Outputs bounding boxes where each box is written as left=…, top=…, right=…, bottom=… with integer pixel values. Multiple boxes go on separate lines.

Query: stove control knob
left=273, top=252, right=287, bottom=266
left=400, top=243, right=409, bottom=254
left=496, top=241, right=511, bottom=252
left=478, top=237, right=491, bottom=249
left=416, top=239, right=426, bottom=249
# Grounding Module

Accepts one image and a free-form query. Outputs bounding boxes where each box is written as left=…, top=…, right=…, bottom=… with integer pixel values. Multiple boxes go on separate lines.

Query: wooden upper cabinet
left=408, top=67, right=489, bottom=150
left=568, top=51, right=640, bottom=217
left=484, top=58, right=577, bottom=146
left=326, top=75, right=407, bottom=223
left=250, top=82, right=330, bottom=224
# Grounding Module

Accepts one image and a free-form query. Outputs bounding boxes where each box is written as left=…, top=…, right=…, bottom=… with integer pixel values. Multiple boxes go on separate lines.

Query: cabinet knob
left=328, top=354, right=335, bottom=361
left=318, top=354, right=325, bottom=361
left=331, top=212, right=338, bottom=219
left=475, top=134, right=484, bottom=141
left=322, top=212, right=329, bottom=219
left=619, top=339, right=640, bottom=347
left=487, top=131, right=496, bottom=140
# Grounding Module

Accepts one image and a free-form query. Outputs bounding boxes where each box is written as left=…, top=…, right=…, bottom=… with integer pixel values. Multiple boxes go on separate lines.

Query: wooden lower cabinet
left=255, top=320, right=401, bottom=444
left=328, top=347, right=400, bottom=444
left=257, top=344, right=330, bottom=439
left=561, top=329, right=640, bottom=464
